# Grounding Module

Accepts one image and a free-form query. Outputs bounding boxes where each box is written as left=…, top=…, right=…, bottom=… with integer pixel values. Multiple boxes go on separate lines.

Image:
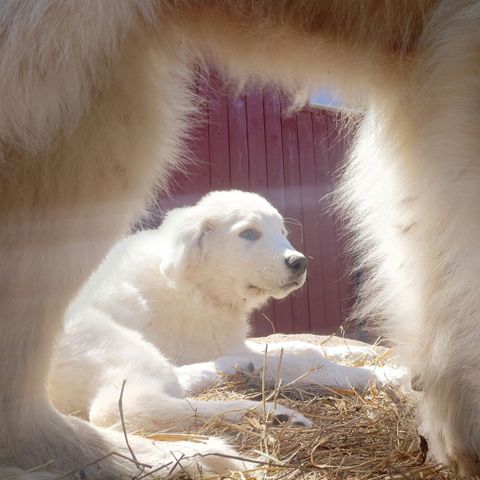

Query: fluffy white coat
left=50, top=190, right=377, bottom=433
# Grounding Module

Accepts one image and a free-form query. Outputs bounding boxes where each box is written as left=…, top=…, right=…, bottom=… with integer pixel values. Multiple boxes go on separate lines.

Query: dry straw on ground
left=143, top=337, right=470, bottom=480
left=51, top=336, right=471, bottom=480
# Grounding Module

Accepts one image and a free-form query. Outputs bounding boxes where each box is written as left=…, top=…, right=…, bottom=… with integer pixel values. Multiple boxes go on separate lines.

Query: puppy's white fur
left=51, top=190, right=375, bottom=433
left=51, top=190, right=314, bottom=432
left=3, top=1, right=480, bottom=477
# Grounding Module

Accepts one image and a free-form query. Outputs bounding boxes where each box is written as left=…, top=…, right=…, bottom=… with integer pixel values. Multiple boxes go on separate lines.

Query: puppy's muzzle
left=285, top=254, right=308, bottom=275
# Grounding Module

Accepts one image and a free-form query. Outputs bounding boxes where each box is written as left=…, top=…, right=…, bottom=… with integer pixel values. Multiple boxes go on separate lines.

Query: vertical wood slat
left=313, top=111, right=343, bottom=332
left=327, top=117, right=355, bottom=323
left=228, top=93, right=250, bottom=191
left=246, top=90, right=268, bottom=195
left=280, top=97, right=309, bottom=333
left=263, top=91, right=292, bottom=334
left=297, top=110, right=327, bottom=334
left=157, top=71, right=353, bottom=337
left=245, top=89, right=275, bottom=335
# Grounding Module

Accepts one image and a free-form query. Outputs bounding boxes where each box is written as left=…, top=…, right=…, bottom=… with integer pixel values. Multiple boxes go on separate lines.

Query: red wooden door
left=154, top=71, right=354, bottom=336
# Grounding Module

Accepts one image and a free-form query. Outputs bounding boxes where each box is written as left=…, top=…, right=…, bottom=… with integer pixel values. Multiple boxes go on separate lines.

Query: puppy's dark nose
left=285, top=255, right=308, bottom=275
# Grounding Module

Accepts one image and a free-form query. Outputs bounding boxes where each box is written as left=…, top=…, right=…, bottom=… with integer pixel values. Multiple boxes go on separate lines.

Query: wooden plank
left=246, top=89, right=268, bottom=195
left=313, top=110, right=343, bottom=333
left=263, top=90, right=291, bottom=334
left=312, top=108, right=332, bottom=177
left=245, top=88, right=275, bottom=336
left=253, top=308, right=276, bottom=337
left=297, top=109, right=327, bottom=334
left=263, top=91, right=286, bottom=212
left=228, top=93, right=250, bottom=191
left=280, top=95, right=309, bottom=333
left=326, top=115, right=355, bottom=327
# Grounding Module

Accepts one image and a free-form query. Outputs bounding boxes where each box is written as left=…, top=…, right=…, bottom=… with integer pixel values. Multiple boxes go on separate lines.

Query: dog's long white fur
left=51, top=190, right=316, bottom=432
left=2, top=0, right=480, bottom=477
left=50, top=190, right=376, bottom=434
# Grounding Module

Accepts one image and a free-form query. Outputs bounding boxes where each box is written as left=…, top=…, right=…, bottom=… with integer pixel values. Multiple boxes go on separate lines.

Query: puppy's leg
left=176, top=359, right=256, bottom=395
left=54, top=312, right=311, bottom=440
left=213, top=342, right=375, bottom=391
left=178, top=343, right=378, bottom=396
left=89, top=378, right=312, bottom=433
left=50, top=306, right=187, bottom=417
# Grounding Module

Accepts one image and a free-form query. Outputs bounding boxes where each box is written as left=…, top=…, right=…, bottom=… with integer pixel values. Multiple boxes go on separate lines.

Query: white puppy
left=51, top=190, right=311, bottom=433
left=52, top=190, right=377, bottom=434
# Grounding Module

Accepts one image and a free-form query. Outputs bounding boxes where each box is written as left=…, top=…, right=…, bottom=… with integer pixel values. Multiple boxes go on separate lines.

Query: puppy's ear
left=159, top=205, right=211, bottom=284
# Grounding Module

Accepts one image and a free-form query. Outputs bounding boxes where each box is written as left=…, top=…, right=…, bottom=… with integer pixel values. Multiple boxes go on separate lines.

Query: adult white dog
left=2, top=1, right=480, bottom=478
left=51, top=189, right=376, bottom=434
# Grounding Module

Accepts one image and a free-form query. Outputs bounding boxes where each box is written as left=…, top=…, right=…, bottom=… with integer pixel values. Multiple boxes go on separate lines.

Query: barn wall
left=154, top=71, right=355, bottom=337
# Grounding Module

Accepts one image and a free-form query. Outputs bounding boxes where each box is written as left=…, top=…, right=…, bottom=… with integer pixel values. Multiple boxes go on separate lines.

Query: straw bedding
left=145, top=335, right=469, bottom=480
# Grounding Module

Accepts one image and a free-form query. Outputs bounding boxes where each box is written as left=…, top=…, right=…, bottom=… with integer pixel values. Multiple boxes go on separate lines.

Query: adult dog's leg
left=172, top=2, right=480, bottom=473
left=404, top=12, right=480, bottom=474
left=0, top=183, right=244, bottom=477
left=0, top=19, right=243, bottom=477
left=340, top=4, right=480, bottom=474
left=187, top=3, right=480, bottom=473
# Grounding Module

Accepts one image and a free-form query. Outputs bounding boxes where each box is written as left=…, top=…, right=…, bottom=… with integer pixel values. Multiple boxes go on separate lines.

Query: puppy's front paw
left=215, top=355, right=255, bottom=375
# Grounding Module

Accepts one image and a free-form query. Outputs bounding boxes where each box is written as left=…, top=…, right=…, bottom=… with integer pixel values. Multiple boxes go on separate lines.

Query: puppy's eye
left=239, top=228, right=261, bottom=241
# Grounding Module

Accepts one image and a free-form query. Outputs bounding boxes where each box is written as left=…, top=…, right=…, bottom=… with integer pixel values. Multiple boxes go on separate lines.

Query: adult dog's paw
left=411, top=366, right=480, bottom=479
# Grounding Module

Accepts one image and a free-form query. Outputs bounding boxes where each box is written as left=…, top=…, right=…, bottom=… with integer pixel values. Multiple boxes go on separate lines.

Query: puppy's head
left=159, top=190, right=307, bottom=307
